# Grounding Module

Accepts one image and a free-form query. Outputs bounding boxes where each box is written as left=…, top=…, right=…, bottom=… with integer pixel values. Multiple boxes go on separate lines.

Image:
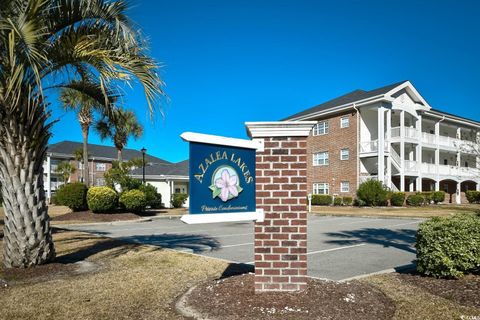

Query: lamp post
left=141, top=147, right=147, bottom=184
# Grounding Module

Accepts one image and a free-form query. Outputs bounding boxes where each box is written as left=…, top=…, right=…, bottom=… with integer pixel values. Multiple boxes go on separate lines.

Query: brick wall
left=255, top=137, right=308, bottom=292
left=307, top=111, right=358, bottom=197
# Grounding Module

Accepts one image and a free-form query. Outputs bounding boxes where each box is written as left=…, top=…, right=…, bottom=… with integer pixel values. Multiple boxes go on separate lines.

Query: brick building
left=284, top=80, right=480, bottom=203
left=44, top=141, right=188, bottom=207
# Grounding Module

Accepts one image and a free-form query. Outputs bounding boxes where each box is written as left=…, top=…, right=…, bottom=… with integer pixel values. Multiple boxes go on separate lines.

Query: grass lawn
left=0, top=230, right=229, bottom=320
left=311, top=204, right=479, bottom=218
left=1, top=230, right=479, bottom=319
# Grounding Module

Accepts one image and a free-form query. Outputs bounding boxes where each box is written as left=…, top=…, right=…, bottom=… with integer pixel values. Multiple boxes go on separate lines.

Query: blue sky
left=49, top=0, right=480, bottom=162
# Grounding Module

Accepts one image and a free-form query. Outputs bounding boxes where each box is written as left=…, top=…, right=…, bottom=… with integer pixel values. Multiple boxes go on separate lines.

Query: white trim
left=180, top=209, right=264, bottom=224
left=181, top=131, right=263, bottom=151
left=246, top=121, right=316, bottom=138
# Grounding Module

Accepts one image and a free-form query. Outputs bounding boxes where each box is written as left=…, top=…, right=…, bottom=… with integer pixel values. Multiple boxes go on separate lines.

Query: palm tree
left=55, top=162, right=76, bottom=184
left=95, top=109, right=143, bottom=166
left=0, top=0, right=164, bottom=268
left=60, top=87, right=116, bottom=186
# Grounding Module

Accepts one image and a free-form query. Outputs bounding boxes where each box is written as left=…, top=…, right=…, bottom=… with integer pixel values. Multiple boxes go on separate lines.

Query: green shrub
left=416, top=214, right=480, bottom=278
left=356, top=180, right=388, bottom=206
left=311, top=194, right=332, bottom=206
left=432, top=191, right=445, bottom=204
left=87, top=186, right=118, bottom=213
left=171, top=193, right=188, bottom=208
left=120, top=189, right=147, bottom=212
left=342, top=196, right=353, bottom=206
left=353, top=198, right=366, bottom=207
left=55, top=182, right=88, bottom=211
left=138, top=184, right=162, bottom=208
left=466, top=190, right=480, bottom=204
left=418, top=192, right=433, bottom=204
left=333, top=197, right=342, bottom=206
left=390, top=192, right=405, bottom=206
left=406, top=194, right=424, bottom=206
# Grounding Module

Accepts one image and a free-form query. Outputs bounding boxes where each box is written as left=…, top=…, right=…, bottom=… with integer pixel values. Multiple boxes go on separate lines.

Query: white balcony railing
left=404, top=160, right=417, bottom=172
left=360, top=140, right=389, bottom=154
left=419, top=163, right=479, bottom=178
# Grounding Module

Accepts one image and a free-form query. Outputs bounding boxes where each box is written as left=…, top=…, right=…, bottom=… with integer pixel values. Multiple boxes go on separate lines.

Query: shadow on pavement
left=115, top=233, right=221, bottom=253
left=325, top=228, right=417, bottom=254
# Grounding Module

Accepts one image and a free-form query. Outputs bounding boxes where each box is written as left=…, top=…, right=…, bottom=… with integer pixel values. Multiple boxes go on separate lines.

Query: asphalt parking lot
left=61, top=215, right=422, bottom=281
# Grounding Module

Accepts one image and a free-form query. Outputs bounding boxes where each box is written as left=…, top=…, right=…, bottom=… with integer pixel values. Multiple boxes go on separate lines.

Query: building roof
left=48, top=140, right=171, bottom=164
left=283, top=80, right=408, bottom=120
left=130, top=160, right=189, bottom=177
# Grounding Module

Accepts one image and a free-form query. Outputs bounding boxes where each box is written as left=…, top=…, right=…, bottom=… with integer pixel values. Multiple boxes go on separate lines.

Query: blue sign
left=189, top=141, right=256, bottom=214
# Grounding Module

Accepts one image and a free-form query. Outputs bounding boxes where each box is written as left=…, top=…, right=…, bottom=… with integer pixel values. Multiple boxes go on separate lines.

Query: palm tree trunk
left=117, top=148, right=123, bottom=169
left=0, top=105, right=55, bottom=268
left=81, top=125, right=90, bottom=186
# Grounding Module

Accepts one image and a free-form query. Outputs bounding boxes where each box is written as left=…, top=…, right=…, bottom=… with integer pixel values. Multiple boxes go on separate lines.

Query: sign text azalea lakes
left=194, top=150, right=254, bottom=185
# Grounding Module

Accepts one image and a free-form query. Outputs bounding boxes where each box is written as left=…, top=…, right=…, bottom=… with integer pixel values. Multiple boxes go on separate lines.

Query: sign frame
left=180, top=131, right=264, bottom=224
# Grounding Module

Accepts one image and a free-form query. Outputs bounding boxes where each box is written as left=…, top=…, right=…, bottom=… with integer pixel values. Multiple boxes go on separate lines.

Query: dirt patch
left=183, top=273, right=395, bottom=320
left=397, top=273, right=480, bottom=308
left=1, top=262, right=76, bottom=283
left=51, top=210, right=143, bottom=223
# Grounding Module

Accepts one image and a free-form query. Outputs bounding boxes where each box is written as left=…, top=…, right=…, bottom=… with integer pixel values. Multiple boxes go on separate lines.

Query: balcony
left=420, top=163, right=479, bottom=178
left=359, top=140, right=389, bottom=154
left=391, top=127, right=477, bottom=153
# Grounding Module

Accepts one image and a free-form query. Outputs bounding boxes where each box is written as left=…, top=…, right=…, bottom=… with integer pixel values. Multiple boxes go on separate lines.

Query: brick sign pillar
left=246, top=121, right=316, bottom=293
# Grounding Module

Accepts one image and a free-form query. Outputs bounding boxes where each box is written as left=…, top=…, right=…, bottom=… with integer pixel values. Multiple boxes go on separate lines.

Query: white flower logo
left=210, top=166, right=243, bottom=202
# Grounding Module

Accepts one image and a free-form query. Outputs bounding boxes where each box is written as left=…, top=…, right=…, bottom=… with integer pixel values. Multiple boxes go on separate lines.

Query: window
left=340, top=148, right=349, bottom=160
left=313, top=183, right=329, bottom=195
left=444, top=159, right=448, bottom=165
left=340, top=116, right=349, bottom=128
left=95, top=178, right=105, bottom=186
left=95, top=163, right=106, bottom=171
left=313, top=121, right=329, bottom=136
left=340, top=181, right=350, bottom=193
left=78, top=162, right=84, bottom=170
left=313, top=151, right=329, bottom=166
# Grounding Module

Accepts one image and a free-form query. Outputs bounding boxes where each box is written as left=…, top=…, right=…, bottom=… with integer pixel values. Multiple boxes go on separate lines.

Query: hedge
left=466, top=190, right=480, bottom=204
left=432, top=191, right=446, bottom=204
left=171, top=193, right=188, bottom=208
left=406, top=194, right=424, bottom=206
left=342, top=196, right=353, bottom=206
left=416, top=214, right=480, bottom=278
left=87, top=187, right=118, bottom=213
left=120, top=189, right=147, bottom=212
left=356, top=180, right=388, bottom=206
left=311, top=194, right=332, bottom=206
left=138, top=183, right=162, bottom=208
left=390, top=192, right=405, bottom=206
left=333, top=197, right=342, bottom=206
left=55, top=182, right=88, bottom=211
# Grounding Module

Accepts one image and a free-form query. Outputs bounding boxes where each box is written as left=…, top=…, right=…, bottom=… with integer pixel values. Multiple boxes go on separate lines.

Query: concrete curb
left=309, top=213, right=427, bottom=220
left=338, top=263, right=416, bottom=282
left=53, top=214, right=183, bottom=228
left=175, top=284, right=212, bottom=320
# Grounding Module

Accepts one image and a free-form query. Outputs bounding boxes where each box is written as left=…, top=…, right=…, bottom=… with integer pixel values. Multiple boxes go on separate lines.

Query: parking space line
left=220, top=242, right=254, bottom=248
left=306, top=243, right=366, bottom=255
left=383, top=221, right=421, bottom=228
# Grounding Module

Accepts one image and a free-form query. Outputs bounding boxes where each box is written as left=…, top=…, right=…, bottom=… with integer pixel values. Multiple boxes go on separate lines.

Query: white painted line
left=244, top=243, right=367, bottom=264
left=383, top=221, right=421, bottom=228
left=220, top=242, right=254, bottom=248
left=306, top=243, right=366, bottom=256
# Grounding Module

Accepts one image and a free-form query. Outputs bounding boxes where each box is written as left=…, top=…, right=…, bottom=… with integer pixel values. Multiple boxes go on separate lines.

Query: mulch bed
left=183, top=273, right=395, bottom=320
left=51, top=210, right=144, bottom=223
left=397, top=272, right=480, bottom=308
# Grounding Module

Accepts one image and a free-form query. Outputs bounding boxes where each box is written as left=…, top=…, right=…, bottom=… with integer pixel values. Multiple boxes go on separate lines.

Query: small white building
left=129, top=160, right=189, bottom=208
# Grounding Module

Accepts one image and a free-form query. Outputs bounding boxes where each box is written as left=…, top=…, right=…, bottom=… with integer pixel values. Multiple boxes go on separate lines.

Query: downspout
left=353, top=103, right=360, bottom=190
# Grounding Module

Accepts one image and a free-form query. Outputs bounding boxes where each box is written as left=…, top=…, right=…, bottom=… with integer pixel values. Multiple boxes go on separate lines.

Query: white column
left=416, top=114, right=422, bottom=192
left=378, top=106, right=385, bottom=185
left=476, top=182, right=480, bottom=192
left=400, top=110, right=405, bottom=191
left=435, top=180, right=440, bottom=191
left=456, top=181, right=461, bottom=204
left=435, top=121, right=440, bottom=184
left=46, top=155, right=51, bottom=201
left=409, top=178, right=414, bottom=192
left=386, top=109, right=392, bottom=188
